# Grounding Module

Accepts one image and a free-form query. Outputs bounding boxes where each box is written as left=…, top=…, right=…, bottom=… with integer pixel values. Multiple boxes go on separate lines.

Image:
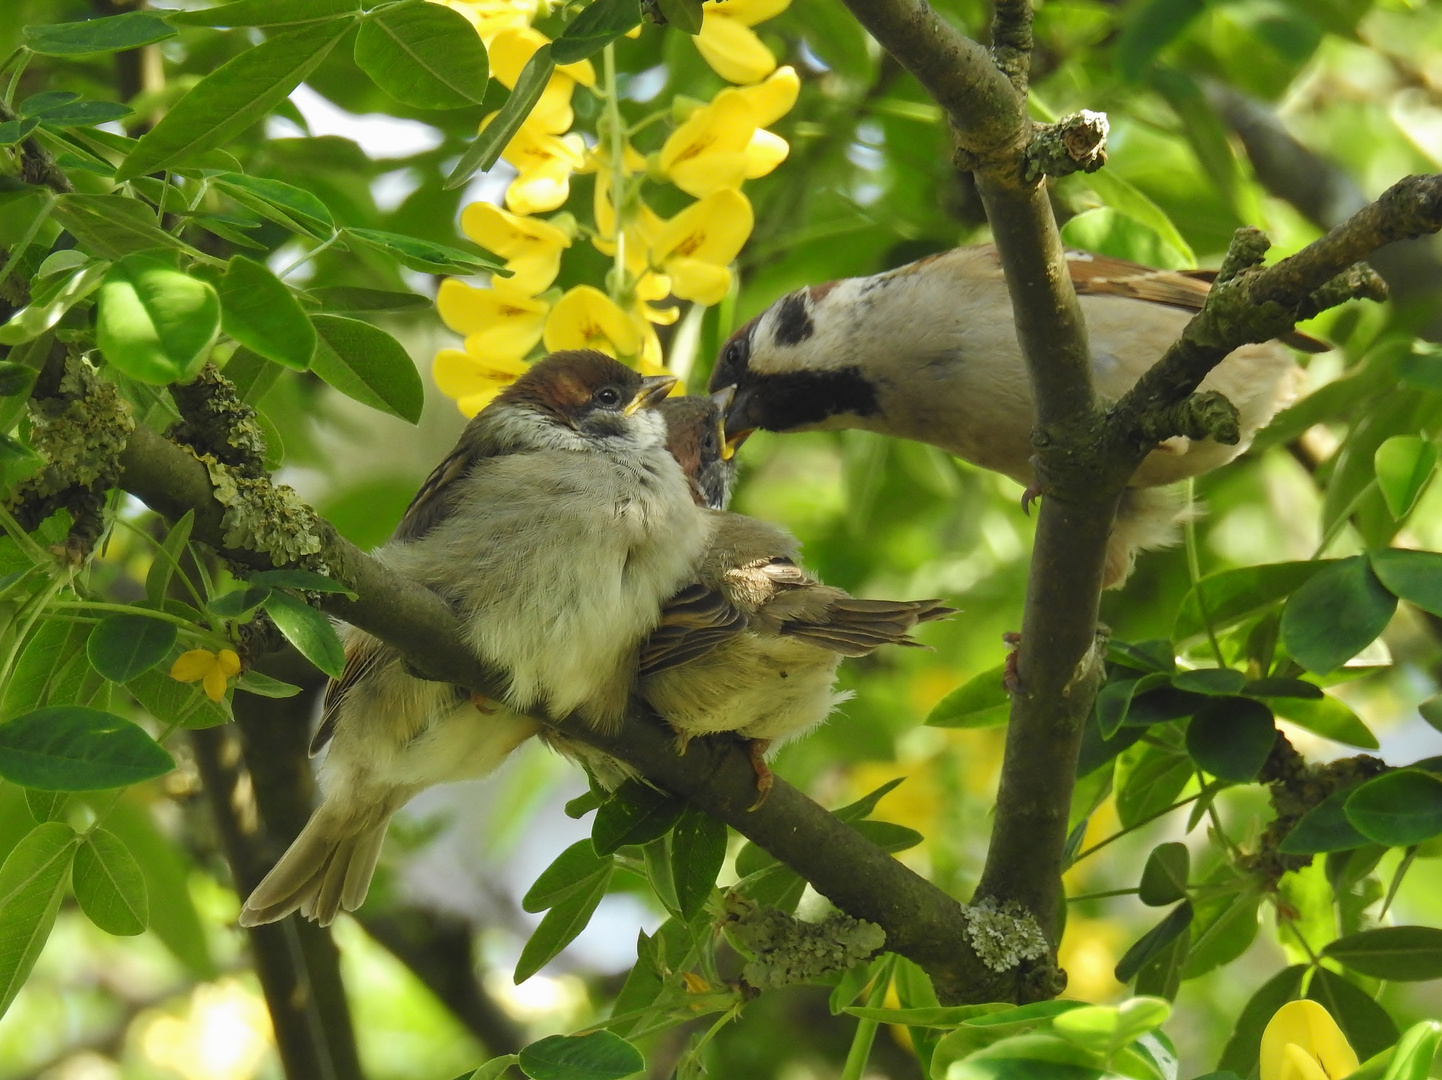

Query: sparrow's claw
left=745, top=738, right=774, bottom=812
left=469, top=691, right=498, bottom=714
left=1020, top=486, right=1042, bottom=515
left=1002, top=632, right=1023, bottom=695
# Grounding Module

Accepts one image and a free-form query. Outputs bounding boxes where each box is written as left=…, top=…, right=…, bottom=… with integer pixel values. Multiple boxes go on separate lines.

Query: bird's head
left=658, top=388, right=745, bottom=510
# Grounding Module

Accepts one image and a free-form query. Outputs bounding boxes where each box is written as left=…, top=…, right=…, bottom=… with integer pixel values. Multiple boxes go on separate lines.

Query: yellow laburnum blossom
left=658, top=67, right=798, bottom=197
left=430, top=0, right=537, bottom=43
left=642, top=188, right=754, bottom=305
left=544, top=285, right=644, bottom=357
left=591, top=143, right=649, bottom=248
left=171, top=648, right=241, bottom=703
left=491, top=119, right=587, bottom=215
left=695, top=0, right=791, bottom=85
left=489, top=27, right=596, bottom=134
left=433, top=348, right=530, bottom=417
left=459, top=202, right=571, bottom=295
left=437, top=279, right=550, bottom=359
left=1261, top=1001, right=1359, bottom=1080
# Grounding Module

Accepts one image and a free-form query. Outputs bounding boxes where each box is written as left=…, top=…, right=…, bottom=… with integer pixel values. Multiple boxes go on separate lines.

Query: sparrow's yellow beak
left=710, top=387, right=738, bottom=459
left=724, top=428, right=752, bottom=459
left=624, top=374, right=678, bottom=415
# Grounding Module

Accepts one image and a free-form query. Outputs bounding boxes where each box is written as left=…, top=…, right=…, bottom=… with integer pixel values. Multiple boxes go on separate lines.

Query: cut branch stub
left=1022, top=111, right=1109, bottom=184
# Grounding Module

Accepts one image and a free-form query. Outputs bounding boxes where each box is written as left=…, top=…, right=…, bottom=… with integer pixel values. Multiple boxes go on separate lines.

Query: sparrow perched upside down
left=241, top=351, right=708, bottom=926
left=641, top=394, right=953, bottom=806
left=711, top=245, right=1320, bottom=586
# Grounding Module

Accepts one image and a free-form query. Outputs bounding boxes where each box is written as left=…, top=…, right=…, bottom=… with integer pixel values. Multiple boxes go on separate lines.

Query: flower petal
left=743, top=128, right=789, bottom=178
left=217, top=649, right=242, bottom=677
left=705, top=0, right=791, bottom=27
left=437, top=278, right=550, bottom=336
left=1260, top=1002, right=1359, bottom=1080
left=650, top=187, right=754, bottom=266
left=695, top=14, right=777, bottom=85
left=737, top=65, right=799, bottom=127
left=202, top=665, right=228, bottom=702
left=171, top=649, right=217, bottom=684
left=544, top=285, right=643, bottom=356
left=665, top=258, right=732, bottom=305
left=434, top=348, right=531, bottom=403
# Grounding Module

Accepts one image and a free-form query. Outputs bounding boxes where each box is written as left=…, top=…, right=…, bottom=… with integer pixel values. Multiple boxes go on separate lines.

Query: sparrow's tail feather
left=239, top=798, right=401, bottom=928
left=1106, top=485, right=1203, bottom=588
left=783, top=599, right=955, bottom=657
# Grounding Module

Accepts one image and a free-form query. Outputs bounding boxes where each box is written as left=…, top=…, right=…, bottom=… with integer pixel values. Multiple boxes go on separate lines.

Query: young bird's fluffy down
left=641, top=395, right=952, bottom=801
left=241, top=351, right=708, bottom=927
left=711, top=245, right=1315, bottom=586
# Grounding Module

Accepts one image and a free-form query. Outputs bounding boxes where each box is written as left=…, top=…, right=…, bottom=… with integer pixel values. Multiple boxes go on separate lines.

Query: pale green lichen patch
left=168, top=363, right=268, bottom=479
left=964, top=897, right=1049, bottom=974
left=205, top=458, right=326, bottom=568
left=18, top=353, right=132, bottom=500
left=724, top=894, right=885, bottom=991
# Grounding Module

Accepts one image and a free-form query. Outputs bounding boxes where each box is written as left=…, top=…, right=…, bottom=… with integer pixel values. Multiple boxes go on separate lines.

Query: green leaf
left=208, top=584, right=273, bottom=618
left=552, top=0, right=643, bottom=64
left=127, top=667, right=231, bottom=730
left=51, top=194, right=199, bottom=260
left=23, top=96, right=132, bottom=128
left=1138, top=842, right=1189, bottom=906
left=262, top=592, right=345, bottom=678
left=222, top=348, right=285, bottom=404
left=0, top=362, right=37, bottom=398
left=25, top=789, right=68, bottom=824
left=344, top=228, right=505, bottom=276
left=24, top=11, right=175, bottom=56
left=1134, top=924, right=1189, bottom=1001
left=0, top=821, right=79, bottom=1020
left=117, top=20, right=351, bottom=180
left=1052, top=997, right=1171, bottom=1056
left=445, top=45, right=554, bottom=189
left=1171, top=668, right=1246, bottom=695
left=926, top=664, right=1009, bottom=728
left=1281, top=556, right=1397, bottom=674
left=310, top=315, right=425, bottom=424
left=169, top=0, right=361, bottom=26
left=86, top=613, right=179, bottom=683
left=1371, top=548, right=1442, bottom=619
left=249, top=569, right=357, bottom=596
left=592, top=781, right=684, bottom=855
left=1324, top=926, right=1442, bottom=981
left=1307, top=967, right=1399, bottom=1062
left=1060, top=207, right=1192, bottom=273
left=1115, top=901, right=1192, bottom=983
left=234, top=670, right=302, bottom=698
left=851, top=819, right=924, bottom=853
left=72, top=828, right=148, bottom=935
left=1217, top=965, right=1307, bottom=1077
left=0, top=706, right=175, bottom=790
left=513, top=863, right=612, bottom=983
left=1346, top=771, right=1442, bottom=847
left=212, top=173, right=335, bottom=240
left=1376, top=1021, right=1442, bottom=1080
left=1280, top=788, right=1371, bottom=854
left=1181, top=884, right=1261, bottom=979
left=144, top=510, right=194, bottom=609
left=1242, top=677, right=1323, bottom=700
left=846, top=1004, right=1002, bottom=1027
left=1114, top=0, right=1206, bottom=79
left=354, top=0, right=490, bottom=108
left=1, top=621, right=92, bottom=720
left=522, top=839, right=611, bottom=913
left=96, top=254, right=221, bottom=385
left=670, top=806, right=726, bottom=918
left=1374, top=437, right=1436, bottom=520
left=0, top=261, right=108, bottom=346
left=0, top=118, right=40, bottom=146
left=833, top=777, right=905, bottom=823
left=518, top=1031, right=644, bottom=1080
left=1271, top=693, right=1379, bottom=750
left=656, top=0, right=704, bottom=34
left=1115, top=742, right=1192, bottom=829
left=1096, top=672, right=1170, bottom=738
left=303, top=286, right=431, bottom=313
left=1175, top=562, right=1328, bottom=641
left=216, top=256, right=315, bottom=370
left=463, top=1056, right=521, bottom=1080
left=1185, top=697, right=1275, bottom=782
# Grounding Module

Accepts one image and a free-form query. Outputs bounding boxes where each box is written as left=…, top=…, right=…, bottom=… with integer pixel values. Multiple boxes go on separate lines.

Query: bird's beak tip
left=625, top=374, right=678, bottom=415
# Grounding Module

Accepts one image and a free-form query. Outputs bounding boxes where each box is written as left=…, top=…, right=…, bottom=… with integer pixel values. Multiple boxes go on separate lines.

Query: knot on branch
left=1375, top=172, right=1442, bottom=239
left=1216, top=226, right=1271, bottom=284
left=963, top=897, right=1049, bottom=974
left=1294, top=262, right=1388, bottom=322
left=723, top=894, right=885, bottom=991
left=203, top=457, right=327, bottom=569
left=167, top=362, right=269, bottom=479
left=1134, top=390, right=1242, bottom=448
left=1022, top=111, right=1109, bottom=184
left=10, top=350, right=132, bottom=553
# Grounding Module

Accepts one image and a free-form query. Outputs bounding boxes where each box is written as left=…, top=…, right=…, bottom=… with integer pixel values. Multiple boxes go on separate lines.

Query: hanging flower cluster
left=432, top=0, right=799, bottom=416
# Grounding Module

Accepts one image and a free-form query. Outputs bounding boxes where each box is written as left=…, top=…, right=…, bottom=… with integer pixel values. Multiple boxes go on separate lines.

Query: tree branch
left=114, top=425, right=1016, bottom=1004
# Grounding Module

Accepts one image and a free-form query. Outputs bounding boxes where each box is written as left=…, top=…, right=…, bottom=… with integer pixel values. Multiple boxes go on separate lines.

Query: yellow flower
left=433, top=349, right=530, bottom=417
left=437, top=279, right=550, bottom=359
left=490, top=119, right=587, bottom=214
left=695, top=0, right=792, bottom=85
left=171, top=648, right=241, bottom=703
left=591, top=143, right=649, bottom=247
left=459, top=202, right=571, bottom=295
left=658, top=68, right=798, bottom=197
left=489, top=27, right=596, bottom=134
left=431, top=0, right=538, bottom=43
left=544, top=285, right=644, bottom=357
left=642, top=188, right=754, bottom=305
left=1261, top=1001, right=1359, bottom=1080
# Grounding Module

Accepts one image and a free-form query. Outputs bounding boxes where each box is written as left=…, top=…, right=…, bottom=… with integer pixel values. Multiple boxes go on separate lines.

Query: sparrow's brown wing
left=639, top=583, right=748, bottom=677
left=392, top=446, right=478, bottom=542
left=780, top=598, right=955, bottom=657
left=310, top=636, right=387, bottom=755
left=1064, top=251, right=1329, bottom=353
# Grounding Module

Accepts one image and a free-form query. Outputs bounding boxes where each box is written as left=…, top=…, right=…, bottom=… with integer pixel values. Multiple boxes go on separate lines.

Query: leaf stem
left=1072, top=791, right=1202, bottom=864
left=1312, top=479, right=1378, bottom=560
left=1184, top=478, right=1225, bottom=667
left=603, top=43, right=630, bottom=318
left=277, top=230, right=342, bottom=280
left=840, top=953, right=895, bottom=1080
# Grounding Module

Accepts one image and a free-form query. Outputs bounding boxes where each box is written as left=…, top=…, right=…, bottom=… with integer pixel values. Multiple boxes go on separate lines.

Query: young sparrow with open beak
left=241, top=351, right=707, bottom=926
left=711, top=245, right=1319, bottom=586
left=642, top=395, right=953, bottom=804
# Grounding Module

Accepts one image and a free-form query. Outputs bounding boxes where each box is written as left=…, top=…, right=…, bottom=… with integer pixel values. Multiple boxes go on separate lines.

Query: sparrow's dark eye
left=593, top=386, right=623, bottom=408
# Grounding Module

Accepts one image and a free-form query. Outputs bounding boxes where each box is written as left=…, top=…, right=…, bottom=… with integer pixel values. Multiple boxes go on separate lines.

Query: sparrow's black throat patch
left=736, top=366, right=880, bottom=432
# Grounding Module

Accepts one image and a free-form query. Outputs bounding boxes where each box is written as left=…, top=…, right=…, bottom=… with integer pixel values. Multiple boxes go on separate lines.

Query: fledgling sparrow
left=710, top=245, right=1319, bottom=586
left=640, top=395, right=953, bottom=804
left=240, top=351, right=708, bottom=926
